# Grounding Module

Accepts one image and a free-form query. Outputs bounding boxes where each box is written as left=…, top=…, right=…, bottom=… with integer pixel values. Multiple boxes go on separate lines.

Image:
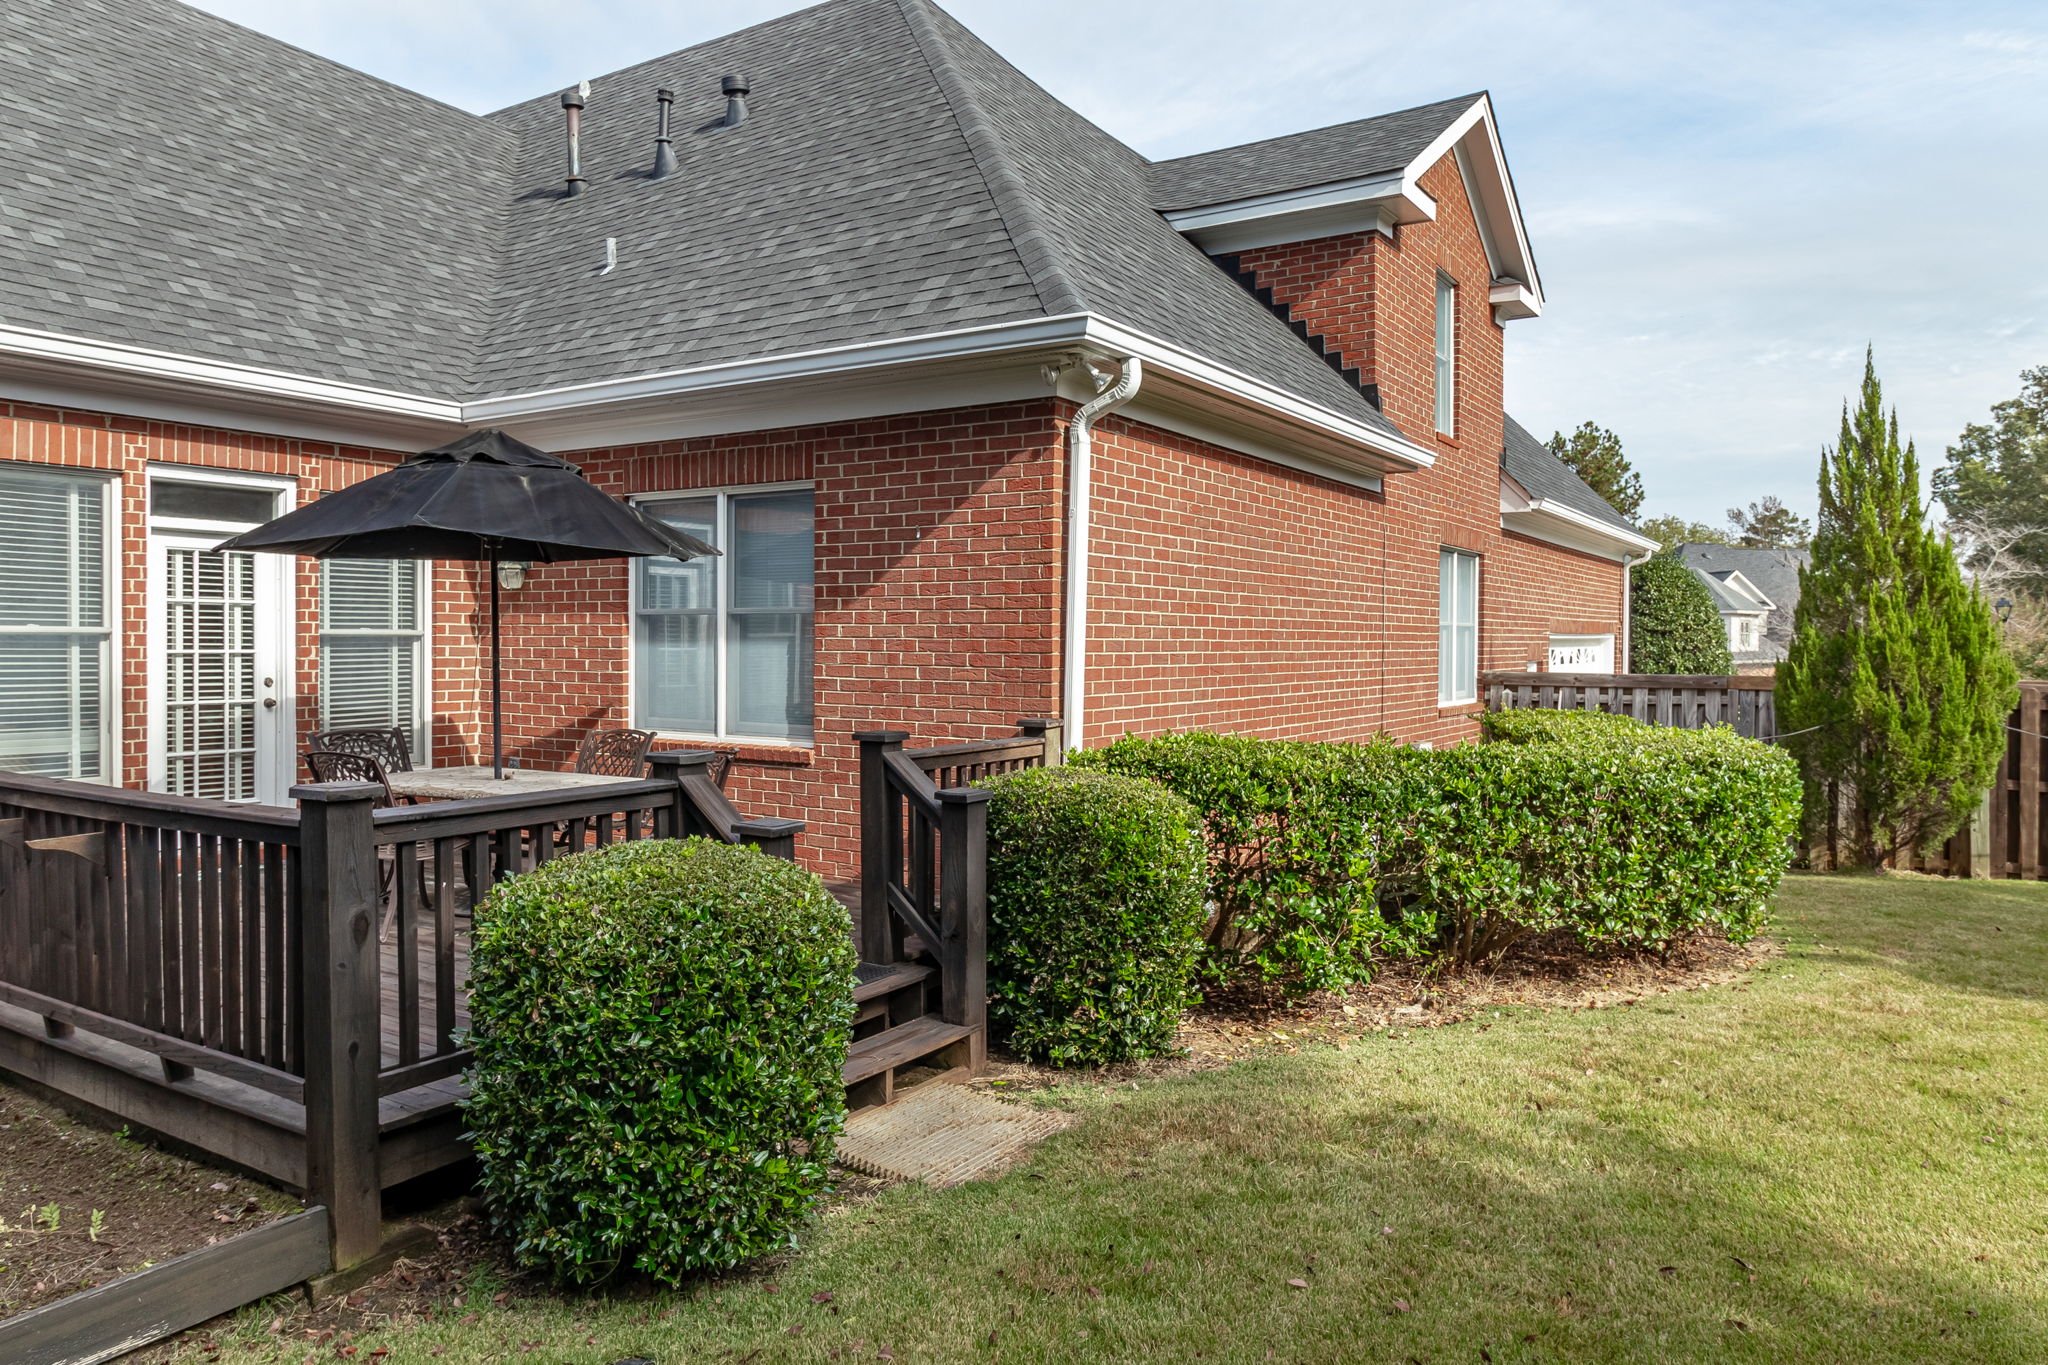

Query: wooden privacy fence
left=1484, top=672, right=2048, bottom=881
left=0, top=747, right=794, bottom=1270
left=1484, top=670, right=1778, bottom=740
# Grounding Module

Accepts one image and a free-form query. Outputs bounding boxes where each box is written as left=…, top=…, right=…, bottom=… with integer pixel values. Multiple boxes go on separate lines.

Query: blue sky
left=195, top=0, right=2048, bottom=528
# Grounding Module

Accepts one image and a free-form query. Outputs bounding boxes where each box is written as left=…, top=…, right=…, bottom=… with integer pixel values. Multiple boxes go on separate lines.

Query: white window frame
left=318, top=559, right=433, bottom=761
left=628, top=481, right=816, bottom=747
left=1438, top=548, right=1480, bottom=705
left=1433, top=271, right=1458, bottom=435
left=0, top=465, right=120, bottom=783
left=1547, top=633, right=1615, bottom=674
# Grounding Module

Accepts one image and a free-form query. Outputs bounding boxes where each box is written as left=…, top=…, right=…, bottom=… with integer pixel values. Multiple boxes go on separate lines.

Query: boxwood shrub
left=1069, top=732, right=1429, bottom=990
left=979, top=767, right=1207, bottom=1066
left=1079, top=713, right=1799, bottom=976
left=463, top=838, right=856, bottom=1285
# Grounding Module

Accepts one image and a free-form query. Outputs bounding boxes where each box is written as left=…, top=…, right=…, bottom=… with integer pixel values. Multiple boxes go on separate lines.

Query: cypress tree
left=1779, top=351, right=2017, bottom=865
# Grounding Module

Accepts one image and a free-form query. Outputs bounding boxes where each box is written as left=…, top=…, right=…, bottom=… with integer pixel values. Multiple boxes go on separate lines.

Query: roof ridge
left=1150, top=91, right=1486, bottom=169
left=892, top=0, right=1088, bottom=317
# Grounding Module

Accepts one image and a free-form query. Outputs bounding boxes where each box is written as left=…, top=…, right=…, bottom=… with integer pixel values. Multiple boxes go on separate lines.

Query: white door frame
left=144, top=467, right=297, bottom=804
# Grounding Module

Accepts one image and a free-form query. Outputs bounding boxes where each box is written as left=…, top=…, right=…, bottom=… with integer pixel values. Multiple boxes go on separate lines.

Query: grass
left=211, top=873, right=2047, bottom=1362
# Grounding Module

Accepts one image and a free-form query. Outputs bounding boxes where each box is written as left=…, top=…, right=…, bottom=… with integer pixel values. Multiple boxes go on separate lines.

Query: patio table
left=385, top=765, right=649, bottom=802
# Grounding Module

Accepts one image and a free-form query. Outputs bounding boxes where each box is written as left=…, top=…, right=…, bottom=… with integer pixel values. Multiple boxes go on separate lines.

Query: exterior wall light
left=1995, top=596, right=2014, bottom=624
left=496, top=560, right=531, bottom=592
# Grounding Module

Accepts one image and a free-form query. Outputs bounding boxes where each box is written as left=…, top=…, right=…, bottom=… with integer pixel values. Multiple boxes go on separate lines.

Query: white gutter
left=1620, top=546, right=1656, bottom=671
left=1063, top=356, right=1143, bottom=749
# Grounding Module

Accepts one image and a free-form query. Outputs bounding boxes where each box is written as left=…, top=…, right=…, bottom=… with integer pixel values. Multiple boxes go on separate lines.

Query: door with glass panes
left=146, top=473, right=293, bottom=804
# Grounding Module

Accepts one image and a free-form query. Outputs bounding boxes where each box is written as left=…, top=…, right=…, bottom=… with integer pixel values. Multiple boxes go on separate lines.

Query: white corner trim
left=1489, top=279, right=1541, bottom=322
left=0, top=322, right=461, bottom=422
left=1501, top=490, right=1659, bottom=560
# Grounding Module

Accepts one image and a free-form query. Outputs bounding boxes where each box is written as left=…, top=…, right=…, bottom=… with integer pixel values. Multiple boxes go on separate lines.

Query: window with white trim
left=633, top=486, right=815, bottom=744
left=320, top=559, right=427, bottom=758
left=1438, top=549, right=1479, bottom=704
left=1732, top=616, right=1758, bottom=652
left=1433, top=271, right=1457, bottom=434
left=0, top=466, right=114, bottom=780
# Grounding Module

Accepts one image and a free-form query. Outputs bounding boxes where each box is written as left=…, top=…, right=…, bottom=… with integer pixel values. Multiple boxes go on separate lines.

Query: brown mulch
left=0, top=1084, right=299, bottom=1323
left=970, top=927, right=1780, bottom=1093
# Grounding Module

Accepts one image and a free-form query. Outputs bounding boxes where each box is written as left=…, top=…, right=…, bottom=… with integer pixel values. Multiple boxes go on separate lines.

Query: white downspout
left=1062, top=356, right=1143, bottom=750
left=1620, top=548, right=1647, bottom=672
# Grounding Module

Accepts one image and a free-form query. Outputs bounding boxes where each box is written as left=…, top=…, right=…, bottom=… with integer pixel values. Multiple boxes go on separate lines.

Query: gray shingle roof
left=0, top=0, right=511, bottom=395
left=0, top=0, right=1425, bottom=438
left=1150, top=94, right=1481, bottom=211
left=1500, top=415, right=1639, bottom=535
left=1673, top=544, right=1810, bottom=662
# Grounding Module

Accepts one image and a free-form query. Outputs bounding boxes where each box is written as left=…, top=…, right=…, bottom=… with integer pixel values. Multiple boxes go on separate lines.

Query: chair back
left=308, top=726, right=413, bottom=772
left=573, top=728, right=655, bottom=777
left=305, top=748, right=399, bottom=807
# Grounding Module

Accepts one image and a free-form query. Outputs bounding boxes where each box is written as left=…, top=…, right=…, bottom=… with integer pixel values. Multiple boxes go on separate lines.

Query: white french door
left=147, top=473, right=293, bottom=804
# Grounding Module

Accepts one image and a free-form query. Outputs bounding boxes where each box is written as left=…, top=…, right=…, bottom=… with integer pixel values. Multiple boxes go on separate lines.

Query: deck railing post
left=935, top=786, right=990, bottom=1072
left=1017, top=717, right=1064, bottom=766
left=734, top=817, right=804, bottom=862
left=855, top=731, right=910, bottom=965
left=646, top=750, right=714, bottom=839
left=291, top=780, right=385, bottom=1270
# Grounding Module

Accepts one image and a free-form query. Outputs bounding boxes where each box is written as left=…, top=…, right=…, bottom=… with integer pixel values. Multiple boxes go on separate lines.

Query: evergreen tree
left=1778, top=352, right=2017, bottom=866
left=1629, top=555, right=1732, bottom=673
left=1726, top=495, right=1812, bottom=548
left=1639, top=515, right=1732, bottom=548
left=1548, top=422, right=1644, bottom=519
left=1933, top=366, right=2048, bottom=579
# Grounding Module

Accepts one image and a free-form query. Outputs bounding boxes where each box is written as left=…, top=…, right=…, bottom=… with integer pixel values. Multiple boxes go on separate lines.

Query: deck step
left=843, top=1015, right=977, bottom=1086
left=853, top=961, right=933, bottom=1005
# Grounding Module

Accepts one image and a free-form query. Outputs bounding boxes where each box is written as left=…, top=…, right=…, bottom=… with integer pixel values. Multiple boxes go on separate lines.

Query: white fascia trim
left=3, top=309, right=1427, bottom=477
left=1077, top=315, right=1435, bottom=472
left=0, top=322, right=461, bottom=422
left=1716, top=569, right=1776, bottom=611
left=1502, top=497, right=1659, bottom=560
left=467, top=313, right=1099, bottom=423
left=1414, top=95, right=1544, bottom=309
left=1162, top=172, right=1436, bottom=253
left=1489, top=280, right=1540, bottom=322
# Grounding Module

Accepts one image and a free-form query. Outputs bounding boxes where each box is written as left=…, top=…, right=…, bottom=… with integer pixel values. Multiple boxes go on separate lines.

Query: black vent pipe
left=721, top=74, right=750, bottom=128
left=651, top=88, right=678, bottom=178
left=561, top=89, right=587, bottom=197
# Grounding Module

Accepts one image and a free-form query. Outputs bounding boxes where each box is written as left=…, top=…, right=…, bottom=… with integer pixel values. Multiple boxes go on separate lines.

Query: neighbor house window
left=634, top=486, right=815, bottom=744
left=1433, top=272, right=1457, bottom=434
left=320, top=559, right=427, bottom=757
left=1438, top=549, right=1479, bottom=704
left=0, top=466, right=114, bottom=781
left=1733, top=617, right=1758, bottom=652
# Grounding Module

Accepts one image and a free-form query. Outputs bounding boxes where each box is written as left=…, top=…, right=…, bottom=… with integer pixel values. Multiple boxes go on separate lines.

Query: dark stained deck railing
left=0, top=749, right=798, bottom=1270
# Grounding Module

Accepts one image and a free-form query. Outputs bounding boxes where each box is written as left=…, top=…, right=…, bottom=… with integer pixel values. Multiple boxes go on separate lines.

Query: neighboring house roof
left=1673, top=543, right=1811, bottom=662
left=1149, top=95, right=1482, bottom=210
left=1, top=0, right=1428, bottom=450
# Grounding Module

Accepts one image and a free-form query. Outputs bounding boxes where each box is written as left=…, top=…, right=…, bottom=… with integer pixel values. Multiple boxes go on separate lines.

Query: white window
left=1732, top=616, right=1758, bottom=652
left=1547, top=634, right=1615, bottom=673
left=0, top=466, right=115, bottom=780
left=1438, top=549, right=1479, bottom=704
left=320, top=559, right=428, bottom=759
left=1433, top=272, right=1457, bottom=434
left=633, top=485, right=815, bottom=744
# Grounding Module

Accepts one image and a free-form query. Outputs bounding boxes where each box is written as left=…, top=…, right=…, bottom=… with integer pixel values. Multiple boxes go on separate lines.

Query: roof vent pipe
left=651, top=88, right=679, bottom=178
left=561, top=88, right=588, bottom=197
left=721, top=74, right=750, bottom=128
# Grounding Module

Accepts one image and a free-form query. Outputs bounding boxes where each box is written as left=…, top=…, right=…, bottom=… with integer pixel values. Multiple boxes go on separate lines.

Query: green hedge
left=1077, top=713, right=1799, bottom=976
left=464, top=839, right=856, bottom=1285
left=1069, top=732, right=1427, bottom=990
left=979, top=767, right=1207, bottom=1066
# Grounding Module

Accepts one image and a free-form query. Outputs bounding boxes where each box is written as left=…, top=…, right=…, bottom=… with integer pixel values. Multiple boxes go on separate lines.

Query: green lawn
left=219, top=874, right=2048, bottom=1363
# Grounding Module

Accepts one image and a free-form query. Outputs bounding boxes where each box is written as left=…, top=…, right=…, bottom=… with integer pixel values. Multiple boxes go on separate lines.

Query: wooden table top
left=385, top=766, right=648, bottom=802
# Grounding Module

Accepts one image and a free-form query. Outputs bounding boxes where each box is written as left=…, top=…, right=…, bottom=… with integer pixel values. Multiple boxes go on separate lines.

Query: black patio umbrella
left=216, top=429, right=717, bottom=781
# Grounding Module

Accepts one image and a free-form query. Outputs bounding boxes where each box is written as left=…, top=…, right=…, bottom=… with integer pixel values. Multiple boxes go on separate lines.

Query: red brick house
left=0, top=0, right=1653, bottom=877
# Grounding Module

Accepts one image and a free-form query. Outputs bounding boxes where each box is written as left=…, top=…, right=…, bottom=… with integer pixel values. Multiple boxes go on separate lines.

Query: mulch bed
left=0, top=1084, right=298, bottom=1323
left=137, top=930, right=1776, bottom=1360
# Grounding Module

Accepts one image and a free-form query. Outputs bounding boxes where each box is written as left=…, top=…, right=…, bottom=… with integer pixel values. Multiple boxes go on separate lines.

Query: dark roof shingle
left=1149, top=94, right=1481, bottom=210
left=1501, top=415, right=1639, bottom=535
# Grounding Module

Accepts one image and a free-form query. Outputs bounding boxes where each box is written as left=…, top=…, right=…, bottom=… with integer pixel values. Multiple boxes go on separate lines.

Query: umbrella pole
left=489, top=556, right=505, bottom=780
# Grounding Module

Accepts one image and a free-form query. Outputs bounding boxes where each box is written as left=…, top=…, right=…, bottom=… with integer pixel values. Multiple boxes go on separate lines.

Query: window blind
left=320, top=559, right=425, bottom=755
left=0, top=467, right=110, bottom=779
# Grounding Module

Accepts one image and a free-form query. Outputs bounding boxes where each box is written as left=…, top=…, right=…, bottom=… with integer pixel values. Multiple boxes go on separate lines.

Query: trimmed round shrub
left=1630, top=554, right=1734, bottom=673
left=980, top=767, right=1206, bottom=1066
left=463, top=838, right=856, bottom=1285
